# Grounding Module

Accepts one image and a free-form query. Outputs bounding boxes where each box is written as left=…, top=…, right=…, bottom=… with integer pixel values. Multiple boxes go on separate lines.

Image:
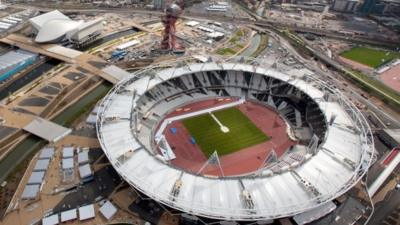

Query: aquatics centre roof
left=97, top=60, right=374, bottom=220
left=29, top=10, right=103, bottom=43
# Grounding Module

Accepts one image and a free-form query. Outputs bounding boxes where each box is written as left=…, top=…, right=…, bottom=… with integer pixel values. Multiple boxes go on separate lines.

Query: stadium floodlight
left=197, top=151, right=225, bottom=177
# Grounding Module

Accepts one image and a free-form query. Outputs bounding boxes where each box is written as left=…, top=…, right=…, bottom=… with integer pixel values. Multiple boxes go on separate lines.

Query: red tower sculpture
left=161, top=0, right=185, bottom=52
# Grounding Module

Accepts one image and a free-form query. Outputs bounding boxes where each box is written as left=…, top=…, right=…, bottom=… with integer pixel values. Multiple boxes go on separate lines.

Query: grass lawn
left=216, top=47, right=236, bottom=56
left=182, top=107, right=269, bottom=157
left=340, top=47, right=400, bottom=68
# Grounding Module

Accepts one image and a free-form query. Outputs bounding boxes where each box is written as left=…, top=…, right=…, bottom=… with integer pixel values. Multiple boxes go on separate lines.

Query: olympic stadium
left=96, top=57, right=375, bottom=222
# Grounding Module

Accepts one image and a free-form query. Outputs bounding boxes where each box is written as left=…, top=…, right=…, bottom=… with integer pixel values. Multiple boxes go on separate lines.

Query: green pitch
left=340, top=47, right=400, bottom=68
left=182, top=107, right=269, bottom=157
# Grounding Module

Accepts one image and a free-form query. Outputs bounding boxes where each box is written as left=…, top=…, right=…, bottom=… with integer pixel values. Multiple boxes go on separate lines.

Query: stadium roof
left=86, top=114, right=97, bottom=125
left=293, top=201, right=336, bottom=225
left=97, top=62, right=374, bottom=220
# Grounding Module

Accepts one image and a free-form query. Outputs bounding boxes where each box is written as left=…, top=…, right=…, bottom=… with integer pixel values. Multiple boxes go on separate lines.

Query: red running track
left=160, top=98, right=297, bottom=177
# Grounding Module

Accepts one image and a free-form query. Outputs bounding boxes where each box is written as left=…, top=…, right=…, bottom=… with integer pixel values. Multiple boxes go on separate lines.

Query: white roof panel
left=99, top=201, right=117, bottom=220
left=33, top=159, right=50, bottom=171
left=79, top=164, right=92, bottom=179
left=21, top=184, right=40, bottom=199
left=78, top=151, right=89, bottom=164
left=27, top=171, right=45, bottom=185
left=61, top=208, right=77, bottom=222
left=39, top=147, right=55, bottom=159
left=62, top=158, right=74, bottom=170
left=42, top=214, right=59, bottom=225
left=62, top=147, right=74, bottom=158
left=78, top=204, right=95, bottom=220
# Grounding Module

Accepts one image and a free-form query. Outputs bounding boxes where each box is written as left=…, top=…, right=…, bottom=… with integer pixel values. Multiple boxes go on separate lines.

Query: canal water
left=51, top=82, right=112, bottom=126
left=0, top=135, right=46, bottom=183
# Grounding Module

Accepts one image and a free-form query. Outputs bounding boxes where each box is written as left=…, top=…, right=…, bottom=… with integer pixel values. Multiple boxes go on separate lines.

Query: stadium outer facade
left=96, top=57, right=375, bottom=221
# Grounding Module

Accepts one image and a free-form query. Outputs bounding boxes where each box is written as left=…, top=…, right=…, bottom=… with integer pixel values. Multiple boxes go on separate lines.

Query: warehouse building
left=0, top=50, right=38, bottom=82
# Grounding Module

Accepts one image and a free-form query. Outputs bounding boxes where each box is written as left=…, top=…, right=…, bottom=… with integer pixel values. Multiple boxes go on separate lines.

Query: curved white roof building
left=29, top=10, right=103, bottom=44
left=96, top=59, right=374, bottom=221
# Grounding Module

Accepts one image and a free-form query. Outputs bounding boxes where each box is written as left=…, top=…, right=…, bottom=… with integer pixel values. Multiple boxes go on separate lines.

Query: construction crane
left=161, top=0, right=185, bottom=54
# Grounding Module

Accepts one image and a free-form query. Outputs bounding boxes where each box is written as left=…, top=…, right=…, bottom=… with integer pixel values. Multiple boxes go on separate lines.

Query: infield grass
left=182, top=107, right=269, bottom=157
left=340, top=47, right=400, bottom=68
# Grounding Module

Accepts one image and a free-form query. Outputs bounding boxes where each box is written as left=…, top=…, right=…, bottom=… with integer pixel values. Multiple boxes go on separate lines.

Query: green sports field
left=340, top=47, right=400, bottom=68
left=182, top=107, right=269, bottom=157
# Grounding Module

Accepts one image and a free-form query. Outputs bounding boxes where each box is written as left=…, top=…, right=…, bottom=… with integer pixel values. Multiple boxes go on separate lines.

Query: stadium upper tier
left=97, top=61, right=374, bottom=220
